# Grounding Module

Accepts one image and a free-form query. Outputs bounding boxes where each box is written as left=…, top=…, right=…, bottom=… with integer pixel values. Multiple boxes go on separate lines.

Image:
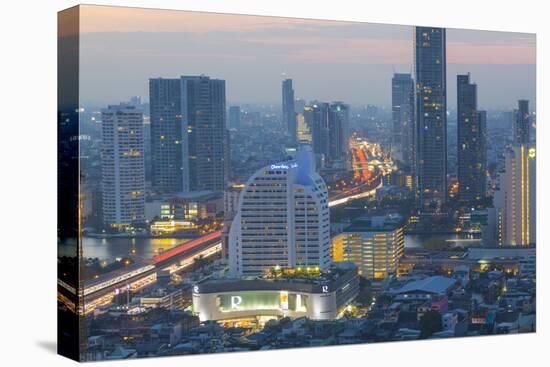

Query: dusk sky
left=79, top=5, right=536, bottom=110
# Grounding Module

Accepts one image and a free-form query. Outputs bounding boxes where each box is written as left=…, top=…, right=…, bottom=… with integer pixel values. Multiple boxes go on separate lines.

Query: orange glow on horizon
left=73, top=4, right=535, bottom=66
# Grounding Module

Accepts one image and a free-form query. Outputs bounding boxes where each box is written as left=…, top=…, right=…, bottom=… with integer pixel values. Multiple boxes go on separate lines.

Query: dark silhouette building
left=282, top=78, right=296, bottom=145
left=457, top=74, right=486, bottom=202
left=515, top=99, right=530, bottom=145
left=305, top=102, right=329, bottom=164
left=328, top=102, right=350, bottom=167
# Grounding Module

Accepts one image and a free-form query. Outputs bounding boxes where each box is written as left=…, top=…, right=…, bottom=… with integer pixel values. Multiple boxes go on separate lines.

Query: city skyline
left=58, top=5, right=537, bottom=362
left=77, top=5, right=535, bottom=109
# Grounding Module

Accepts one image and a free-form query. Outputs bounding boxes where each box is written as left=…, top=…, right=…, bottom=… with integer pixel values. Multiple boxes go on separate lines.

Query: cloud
left=447, top=42, right=535, bottom=64
left=79, top=5, right=350, bottom=34
left=76, top=5, right=535, bottom=107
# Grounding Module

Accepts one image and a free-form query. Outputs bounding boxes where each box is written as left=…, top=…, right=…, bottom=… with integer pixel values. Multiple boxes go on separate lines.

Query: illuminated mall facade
left=192, top=262, right=359, bottom=323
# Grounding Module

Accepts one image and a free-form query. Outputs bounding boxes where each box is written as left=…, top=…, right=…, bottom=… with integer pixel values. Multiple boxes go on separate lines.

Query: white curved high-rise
left=229, top=146, right=331, bottom=276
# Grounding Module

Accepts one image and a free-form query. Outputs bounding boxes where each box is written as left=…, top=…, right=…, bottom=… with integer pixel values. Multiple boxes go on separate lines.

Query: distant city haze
left=78, top=5, right=535, bottom=109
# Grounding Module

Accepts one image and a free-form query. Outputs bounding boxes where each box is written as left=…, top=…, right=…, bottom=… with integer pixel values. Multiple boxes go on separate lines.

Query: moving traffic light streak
left=328, top=139, right=392, bottom=207
left=56, top=231, right=224, bottom=314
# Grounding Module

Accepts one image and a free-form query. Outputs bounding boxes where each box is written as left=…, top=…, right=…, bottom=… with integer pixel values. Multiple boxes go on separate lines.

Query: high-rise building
left=332, top=215, right=404, bottom=280
left=294, top=98, right=306, bottom=114
left=305, top=102, right=349, bottom=168
left=282, top=79, right=296, bottom=144
left=296, top=111, right=311, bottom=144
left=143, top=118, right=152, bottom=182
left=414, top=27, right=447, bottom=210
left=149, top=75, right=227, bottom=194
left=305, top=102, right=330, bottom=165
left=392, top=73, right=415, bottom=170
left=182, top=75, right=226, bottom=192
left=494, top=145, right=536, bottom=246
left=149, top=78, right=185, bottom=193
left=478, top=110, right=488, bottom=193
left=101, top=103, right=145, bottom=227
left=228, top=105, right=241, bottom=129
left=228, top=146, right=331, bottom=276
left=457, top=74, right=486, bottom=202
left=515, top=100, right=530, bottom=145
left=328, top=102, right=350, bottom=166
left=222, top=185, right=243, bottom=261
left=224, top=128, right=231, bottom=183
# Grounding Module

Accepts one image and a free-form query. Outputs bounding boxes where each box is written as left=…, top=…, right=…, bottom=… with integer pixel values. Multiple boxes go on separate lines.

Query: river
left=60, top=232, right=480, bottom=263
left=404, top=233, right=481, bottom=250
left=57, top=237, right=191, bottom=263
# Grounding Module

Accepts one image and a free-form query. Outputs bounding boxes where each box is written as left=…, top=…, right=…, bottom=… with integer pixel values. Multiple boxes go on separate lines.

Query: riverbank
left=404, top=230, right=481, bottom=235
left=83, top=232, right=203, bottom=239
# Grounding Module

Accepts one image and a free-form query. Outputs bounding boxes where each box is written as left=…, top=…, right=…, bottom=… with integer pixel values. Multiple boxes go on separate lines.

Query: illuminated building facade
left=494, top=145, right=536, bottom=246
left=101, top=103, right=145, bottom=226
left=296, top=111, right=312, bottom=143
left=457, top=73, right=486, bottom=202
left=414, top=27, right=447, bottom=210
left=193, top=262, right=358, bottom=322
left=228, top=146, right=331, bottom=276
left=332, top=215, right=404, bottom=279
left=392, top=73, right=415, bottom=170
left=150, top=220, right=196, bottom=236
left=145, top=191, right=223, bottom=222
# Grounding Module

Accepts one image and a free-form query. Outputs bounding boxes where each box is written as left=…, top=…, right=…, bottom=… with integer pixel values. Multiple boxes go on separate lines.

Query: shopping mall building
left=192, top=262, right=359, bottom=322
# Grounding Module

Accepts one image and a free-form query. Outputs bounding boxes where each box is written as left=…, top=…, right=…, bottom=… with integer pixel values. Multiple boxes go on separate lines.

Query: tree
left=419, top=310, right=443, bottom=339
left=192, top=255, right=209, bottom=271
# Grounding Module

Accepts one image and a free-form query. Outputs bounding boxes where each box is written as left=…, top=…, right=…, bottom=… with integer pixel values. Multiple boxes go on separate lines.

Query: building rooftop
left=344, top=213, right=404, bottom=232
left=377, top=185, right=409, bottom=193
left=149, top=190, right=221, bottom=202
left=390, top=276, right=456, bottom=295
left=195, top=262, right=357, bottom=294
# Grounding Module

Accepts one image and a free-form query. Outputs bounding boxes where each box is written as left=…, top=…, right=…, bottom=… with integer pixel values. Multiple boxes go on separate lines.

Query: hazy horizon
left=77, top=5, right=536, bottom=110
